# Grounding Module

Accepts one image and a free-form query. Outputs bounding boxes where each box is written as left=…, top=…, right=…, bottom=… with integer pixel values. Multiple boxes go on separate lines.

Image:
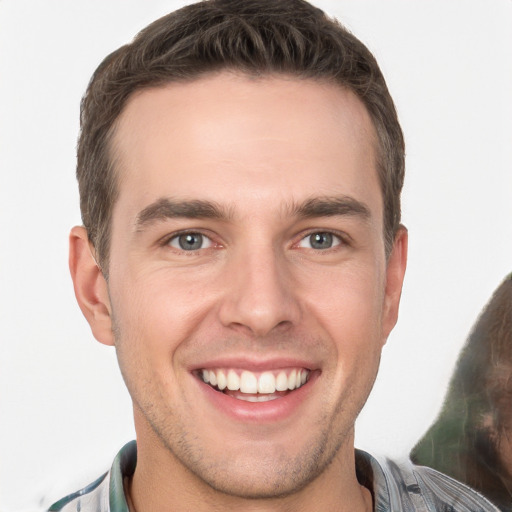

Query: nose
left=218, top=245, right=301, bottom=337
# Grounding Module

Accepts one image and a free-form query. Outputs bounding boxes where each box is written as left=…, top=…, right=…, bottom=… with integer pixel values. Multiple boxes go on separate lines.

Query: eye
left=298, top=232, right=341, bottom=250
left=168, top=232, right=213, bottom=251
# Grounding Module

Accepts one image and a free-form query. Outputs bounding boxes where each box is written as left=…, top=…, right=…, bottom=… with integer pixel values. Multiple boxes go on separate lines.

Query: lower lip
left=195, top=372, right=318, bottom=423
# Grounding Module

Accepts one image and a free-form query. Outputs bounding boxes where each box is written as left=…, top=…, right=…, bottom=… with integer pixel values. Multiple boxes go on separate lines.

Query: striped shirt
left=48, top=441, right=500, bottom=511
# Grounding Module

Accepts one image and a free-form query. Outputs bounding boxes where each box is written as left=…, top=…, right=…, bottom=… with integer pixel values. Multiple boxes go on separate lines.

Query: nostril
left=275, top=320, right=293, bottom=330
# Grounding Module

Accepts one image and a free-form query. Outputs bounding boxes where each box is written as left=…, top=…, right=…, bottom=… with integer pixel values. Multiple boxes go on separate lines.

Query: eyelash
left=162, top=230, right=217, bottom=252
left=160, top=229, right=349, bottom=253
left=294, top=229, right=349, bottom=251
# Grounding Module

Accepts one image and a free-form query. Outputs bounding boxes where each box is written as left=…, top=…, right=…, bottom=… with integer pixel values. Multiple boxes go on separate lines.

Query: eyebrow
left=291, top=196, right=371, bottom=221
left=135, top=198, right=230, bottom=230
left=135, top=195, right=371, bottom=231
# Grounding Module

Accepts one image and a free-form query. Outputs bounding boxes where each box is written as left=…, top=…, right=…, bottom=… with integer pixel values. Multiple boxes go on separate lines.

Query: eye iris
left=178, top=233, right=203, bottom=250
left=310, top=232, right=333, bottom=249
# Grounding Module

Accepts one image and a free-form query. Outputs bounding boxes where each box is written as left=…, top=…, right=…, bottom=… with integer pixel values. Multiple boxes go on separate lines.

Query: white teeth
left=227, top=370, right=240, bottom=391
left=217, top=370, right=227, bottom=390
left=275, top=371, right=288, bottom=391
left=287, top=369, right=297, bottom=390
left=240, top=371, right=258, bottom=393
left=258, top=372, right=276, bottom=394
left=201, top=368, right=309, bottom=395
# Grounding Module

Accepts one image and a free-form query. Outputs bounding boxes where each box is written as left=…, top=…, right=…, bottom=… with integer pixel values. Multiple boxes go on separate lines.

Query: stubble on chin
left=134, top=392, right=356, bottom=501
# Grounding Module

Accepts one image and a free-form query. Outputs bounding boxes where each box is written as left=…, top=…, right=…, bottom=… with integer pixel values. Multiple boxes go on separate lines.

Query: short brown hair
left=78, top=0, right=405, bottom=273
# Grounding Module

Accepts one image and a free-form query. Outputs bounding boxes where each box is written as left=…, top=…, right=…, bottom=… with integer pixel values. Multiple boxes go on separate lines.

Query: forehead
left=110, top=72, right=381, bottom=222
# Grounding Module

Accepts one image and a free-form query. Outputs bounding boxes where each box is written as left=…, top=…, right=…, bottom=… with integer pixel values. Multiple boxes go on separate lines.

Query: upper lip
left=188, top=356, right=318, bottom=372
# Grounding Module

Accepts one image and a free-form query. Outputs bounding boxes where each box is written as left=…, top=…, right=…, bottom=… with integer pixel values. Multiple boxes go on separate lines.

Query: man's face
left=98, top=73, right=405, bottom=497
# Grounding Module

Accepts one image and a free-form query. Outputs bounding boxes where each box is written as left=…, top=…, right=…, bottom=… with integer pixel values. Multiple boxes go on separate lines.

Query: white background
left=1, top=1, right=511, bottom=510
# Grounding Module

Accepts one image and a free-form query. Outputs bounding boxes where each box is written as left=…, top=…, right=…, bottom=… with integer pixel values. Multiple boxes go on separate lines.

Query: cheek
left=298, top=263, right=386, bottom=389
left=110, top=281, right=187, bottom=408
left=110, top=269, right=219, bottom=362
left=299, top=262, right=385, bottom=335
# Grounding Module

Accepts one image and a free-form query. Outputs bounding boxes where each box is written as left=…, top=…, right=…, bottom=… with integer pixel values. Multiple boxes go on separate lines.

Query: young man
left=50, top=0, right=498, bottom=510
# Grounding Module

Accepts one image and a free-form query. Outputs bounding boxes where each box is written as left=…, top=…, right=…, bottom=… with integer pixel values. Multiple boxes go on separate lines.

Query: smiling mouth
left=198, top=368, right=310, bottom=402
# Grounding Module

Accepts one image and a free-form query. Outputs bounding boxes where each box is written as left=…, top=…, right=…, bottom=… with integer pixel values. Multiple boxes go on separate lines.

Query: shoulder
left=47, top=441, right=136, bottom=512
left=356, top=450, right=500, bottom=512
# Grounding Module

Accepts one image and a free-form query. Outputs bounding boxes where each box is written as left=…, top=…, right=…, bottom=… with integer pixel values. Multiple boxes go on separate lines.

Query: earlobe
left=382, top=226, right=408, bottom=340
left=69, top=226, right=115, bottom=346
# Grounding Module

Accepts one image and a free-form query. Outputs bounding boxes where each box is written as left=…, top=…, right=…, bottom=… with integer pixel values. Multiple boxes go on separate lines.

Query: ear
left=69, top=226, right=114, bottom=346
left=381, top=226, right=408, bottom=341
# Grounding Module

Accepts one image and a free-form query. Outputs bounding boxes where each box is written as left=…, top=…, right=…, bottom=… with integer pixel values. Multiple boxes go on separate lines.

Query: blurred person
left=412, top=274, right=512, bottom=511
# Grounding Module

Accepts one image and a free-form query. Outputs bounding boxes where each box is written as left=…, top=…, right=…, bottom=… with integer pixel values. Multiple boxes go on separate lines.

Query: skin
left=70, top=73, right=407, bottom=512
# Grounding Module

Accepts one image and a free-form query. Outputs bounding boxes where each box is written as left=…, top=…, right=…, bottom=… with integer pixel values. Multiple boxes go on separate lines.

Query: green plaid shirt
left=48, top=441, right=500, bottom=511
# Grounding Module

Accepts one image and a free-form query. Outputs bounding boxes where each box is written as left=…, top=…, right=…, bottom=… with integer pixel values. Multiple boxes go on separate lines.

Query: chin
left=148, top=408, right=349, bottom=501
left=183, top=446, right=331, bottom=499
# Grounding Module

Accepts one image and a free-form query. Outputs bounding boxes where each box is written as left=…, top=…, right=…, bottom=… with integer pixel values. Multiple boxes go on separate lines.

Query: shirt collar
left=109, top=440, right=137, bottom=512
